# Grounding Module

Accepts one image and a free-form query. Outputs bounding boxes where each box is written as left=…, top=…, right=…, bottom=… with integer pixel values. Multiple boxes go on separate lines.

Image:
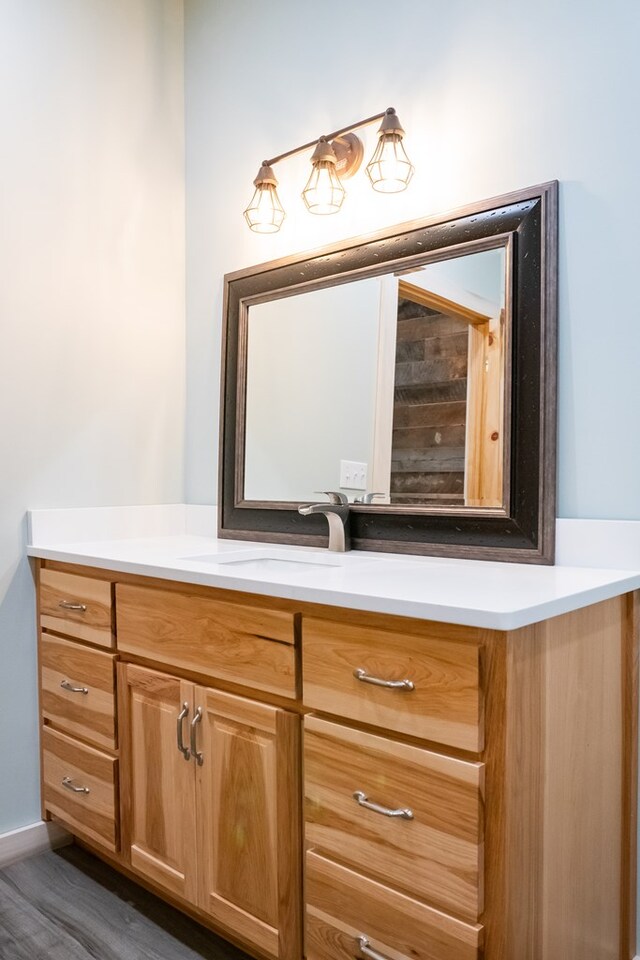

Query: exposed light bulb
left=244, top=163, right=285, bottom=233
left=366, top=108, right=414, bottom=193
left=302, top=138, right=345, bottom=215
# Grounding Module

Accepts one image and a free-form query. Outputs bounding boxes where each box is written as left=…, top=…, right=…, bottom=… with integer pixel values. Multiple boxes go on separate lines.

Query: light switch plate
left=340, top=460, right=368, bottom=490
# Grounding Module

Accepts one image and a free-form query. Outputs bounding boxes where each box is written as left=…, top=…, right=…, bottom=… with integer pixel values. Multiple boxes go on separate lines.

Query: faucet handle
left=354, top=492, right=386, bottom=504
left=314, top=490, right=349, bottom=505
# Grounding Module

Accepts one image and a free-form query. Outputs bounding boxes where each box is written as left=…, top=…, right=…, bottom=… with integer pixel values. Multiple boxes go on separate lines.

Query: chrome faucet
left=354, top=492, right=386, bottom=504
left=298, top=491, right=351, bottom=552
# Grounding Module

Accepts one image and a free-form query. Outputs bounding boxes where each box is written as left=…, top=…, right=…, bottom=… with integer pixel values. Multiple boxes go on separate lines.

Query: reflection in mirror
left=243, top=246, right=506, bottom=510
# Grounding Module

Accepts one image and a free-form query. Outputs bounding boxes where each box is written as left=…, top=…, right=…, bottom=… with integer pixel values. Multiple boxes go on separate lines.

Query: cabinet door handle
left=353, top=668, right=414, bottom=691
left=62, top=776, right=90, bottom=795
left=58, top=600, right=87, bottom=612
left=356, top=936, right=391, bottom=960
left=60, top=679, right=89, bottom=695
left=176, top=702, right=190, bottom=760
left=190, top=706, right=203, bottom=765
left=353, top=791, right=413, bottom=820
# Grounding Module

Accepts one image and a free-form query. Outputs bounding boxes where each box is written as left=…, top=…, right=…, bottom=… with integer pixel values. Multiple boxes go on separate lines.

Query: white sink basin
left=180, top=548, right=366, bottom=571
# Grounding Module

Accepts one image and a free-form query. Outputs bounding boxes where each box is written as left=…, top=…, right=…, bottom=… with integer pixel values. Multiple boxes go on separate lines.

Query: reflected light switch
left=340, top=460, right=368, bottom=490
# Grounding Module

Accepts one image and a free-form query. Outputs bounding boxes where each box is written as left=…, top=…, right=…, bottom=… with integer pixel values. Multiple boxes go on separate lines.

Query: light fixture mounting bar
left=264, top=110, right=389, bottom=167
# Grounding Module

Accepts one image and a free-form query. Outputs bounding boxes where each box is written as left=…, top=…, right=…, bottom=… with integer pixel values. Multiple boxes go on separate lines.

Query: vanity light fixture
left=243, top=163, right=286, bottom=234
left=301, top=137, right=345, bottom=215
left=243, top=107, right=414, bottom=233
left=366, top=109, right=414, bottom=193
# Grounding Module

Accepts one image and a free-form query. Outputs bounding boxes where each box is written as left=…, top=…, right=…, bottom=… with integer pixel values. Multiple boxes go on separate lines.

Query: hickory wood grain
left=116, top=584, right=297, bottom=699
left=304, top=715, right=483, bottom=922
left=34, top=560, right=638, bottom=960
left=302, top=617, right=482, bottom=751
left=40, top=568, right=114, bottom=648
left=621, top=592, right=639, bottom=960
left=539, top=598, right=625, bottom=960
left=481, top=595, right=638, bottom=960
left=305, top=851, right=482, bottom=960
left=41, top=633, right=116, bottom=750
left=196, top=688, right=301, bottom=960
left=42, top=726, right=118, bottom=852
left=118, top=664, right=197, bottom=904
left=119, top=664, right=301, bottom=960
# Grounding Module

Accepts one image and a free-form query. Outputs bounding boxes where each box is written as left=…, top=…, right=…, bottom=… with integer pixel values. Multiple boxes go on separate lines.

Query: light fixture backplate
left=331, top=132, right=364, bottom=179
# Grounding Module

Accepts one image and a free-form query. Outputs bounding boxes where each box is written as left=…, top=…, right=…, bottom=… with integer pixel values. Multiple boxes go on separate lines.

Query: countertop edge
left=27, top=545, right=640, bottom=633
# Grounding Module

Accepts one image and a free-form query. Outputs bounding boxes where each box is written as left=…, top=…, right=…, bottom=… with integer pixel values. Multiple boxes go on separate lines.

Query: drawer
left=116, top=584, right=297, bottom=699
left=42, top=726, right=118, bottom=852
left=302, top=617, right=482, bottom=751
left=41, top=634, right=116, bottom=750
left=306, top=851, right=482, bottom=960
left=40, top=568, right=114, bottom=648
left=304, top=716, right=483, bottom=921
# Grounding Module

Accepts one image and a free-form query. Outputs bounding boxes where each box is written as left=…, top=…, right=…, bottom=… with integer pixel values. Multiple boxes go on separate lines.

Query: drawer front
left=302, top=617, right=482, bottom=751
left=116, top=584, right=297, bottom=698
left=41, top=634, right=116, bottom=749
left=306, top=851, right=482, bottom=960
left=40, top=569, right=114, bottom=648
left=304, top=716, right=483, bottom=922
left=42, top=726, right=118, bottom=852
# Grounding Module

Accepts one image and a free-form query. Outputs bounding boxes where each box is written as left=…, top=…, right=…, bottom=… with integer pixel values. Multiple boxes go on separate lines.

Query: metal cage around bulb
left=244, top=164, right=285, bottom=233
left=301, top=138, right=345, bottom=215
left=366, top=109, right=414, bottom=193
left=243, top=107, right=415, bottom=231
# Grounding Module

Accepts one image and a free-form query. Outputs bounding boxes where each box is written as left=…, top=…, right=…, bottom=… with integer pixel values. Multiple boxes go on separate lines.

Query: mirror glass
left=243, top=246, right=507, bottom=510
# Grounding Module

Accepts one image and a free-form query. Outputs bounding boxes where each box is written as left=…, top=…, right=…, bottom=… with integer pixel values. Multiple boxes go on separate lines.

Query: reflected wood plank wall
left=391, top=298, right=469, bottom=505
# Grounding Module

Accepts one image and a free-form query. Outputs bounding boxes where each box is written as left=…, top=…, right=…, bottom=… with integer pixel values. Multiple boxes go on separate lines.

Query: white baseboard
left=0, top=820, right=72, bottom=869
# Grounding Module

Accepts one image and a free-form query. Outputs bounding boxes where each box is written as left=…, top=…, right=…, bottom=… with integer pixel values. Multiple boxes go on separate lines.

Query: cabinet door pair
left=118, top=664, right=301, bottom=960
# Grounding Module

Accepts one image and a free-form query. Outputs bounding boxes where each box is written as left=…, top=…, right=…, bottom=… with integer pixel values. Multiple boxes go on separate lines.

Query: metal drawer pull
left=62, top=776, right=90, bottom=795
left=356, top=936, right=391, bottom=960
left=190, top=706, right=203, bottom=765
left=353, top=668, right=414, bottom=691
left=176, top=702, right=190, bottom=760
left=353, top=790, right=413, bottom=820
left=60, top=679, right=89, bottom=695
left=58, top=600, right=87, bottom=612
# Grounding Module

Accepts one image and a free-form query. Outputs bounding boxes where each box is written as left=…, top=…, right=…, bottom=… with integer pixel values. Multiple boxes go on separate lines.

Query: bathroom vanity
left=29, top=513, right=639, bottom=960
left=28, top=182, right=637, bottom=959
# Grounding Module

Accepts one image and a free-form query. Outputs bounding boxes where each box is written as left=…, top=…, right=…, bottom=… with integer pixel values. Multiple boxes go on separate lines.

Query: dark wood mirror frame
left=219, top=181, right=558, bottom=564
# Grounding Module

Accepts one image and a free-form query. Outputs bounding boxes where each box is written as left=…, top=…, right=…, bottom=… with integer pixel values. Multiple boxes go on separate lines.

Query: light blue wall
left=184, top=0, right=640, bottom=523
left=0, top=0, right=185, bottom=835
left=184, top=0, right=640, bottom=947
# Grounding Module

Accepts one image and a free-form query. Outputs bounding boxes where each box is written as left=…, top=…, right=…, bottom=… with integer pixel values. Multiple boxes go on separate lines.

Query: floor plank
left=0, top=845, right=251, bottom=960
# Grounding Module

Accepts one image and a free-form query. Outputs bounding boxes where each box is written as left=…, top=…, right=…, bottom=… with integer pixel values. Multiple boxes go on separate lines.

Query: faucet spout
left=298, top=496, right=351, bottom=552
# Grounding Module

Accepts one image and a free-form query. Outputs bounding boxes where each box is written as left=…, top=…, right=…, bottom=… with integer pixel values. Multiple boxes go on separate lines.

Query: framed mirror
left=219, top=182, right=557, bottom=563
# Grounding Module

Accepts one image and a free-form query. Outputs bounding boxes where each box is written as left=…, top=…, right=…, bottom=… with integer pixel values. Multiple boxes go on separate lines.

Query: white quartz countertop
left=25, top=505, right=640, bottom=631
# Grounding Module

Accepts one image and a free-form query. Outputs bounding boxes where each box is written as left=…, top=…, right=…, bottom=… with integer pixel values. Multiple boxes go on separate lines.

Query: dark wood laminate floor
left=0, top=844, right=252, bottom=960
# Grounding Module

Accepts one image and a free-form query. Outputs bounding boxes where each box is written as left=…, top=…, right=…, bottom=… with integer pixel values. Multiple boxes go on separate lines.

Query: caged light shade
left=243, top=107, right=414, bottom=232
left=244, top=163, right=286, bottom=233
left=366, top=108, right=414, bottom=193
left=301, top=138, right=345, bottom=215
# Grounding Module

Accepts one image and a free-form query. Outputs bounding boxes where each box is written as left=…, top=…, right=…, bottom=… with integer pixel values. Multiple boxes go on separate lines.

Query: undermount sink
left=180, top=548, right=366, bottom=571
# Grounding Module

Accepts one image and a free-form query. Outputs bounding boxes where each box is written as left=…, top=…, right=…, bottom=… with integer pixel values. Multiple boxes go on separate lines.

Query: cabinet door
left=118, top=663, right=197, bottom=903
left=194, top=687, right=301, bottom=960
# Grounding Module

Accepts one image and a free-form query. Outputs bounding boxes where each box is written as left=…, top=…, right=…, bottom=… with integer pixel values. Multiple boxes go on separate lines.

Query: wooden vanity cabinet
left=117, top=664, right=196, bottom=902
left=301, top=598, right=639, bottom=960
left=38, top=568, right=119, bottom=854
left=36, top=561, right=638, bottom=960
left=118, top=662, right=301, bottom=960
